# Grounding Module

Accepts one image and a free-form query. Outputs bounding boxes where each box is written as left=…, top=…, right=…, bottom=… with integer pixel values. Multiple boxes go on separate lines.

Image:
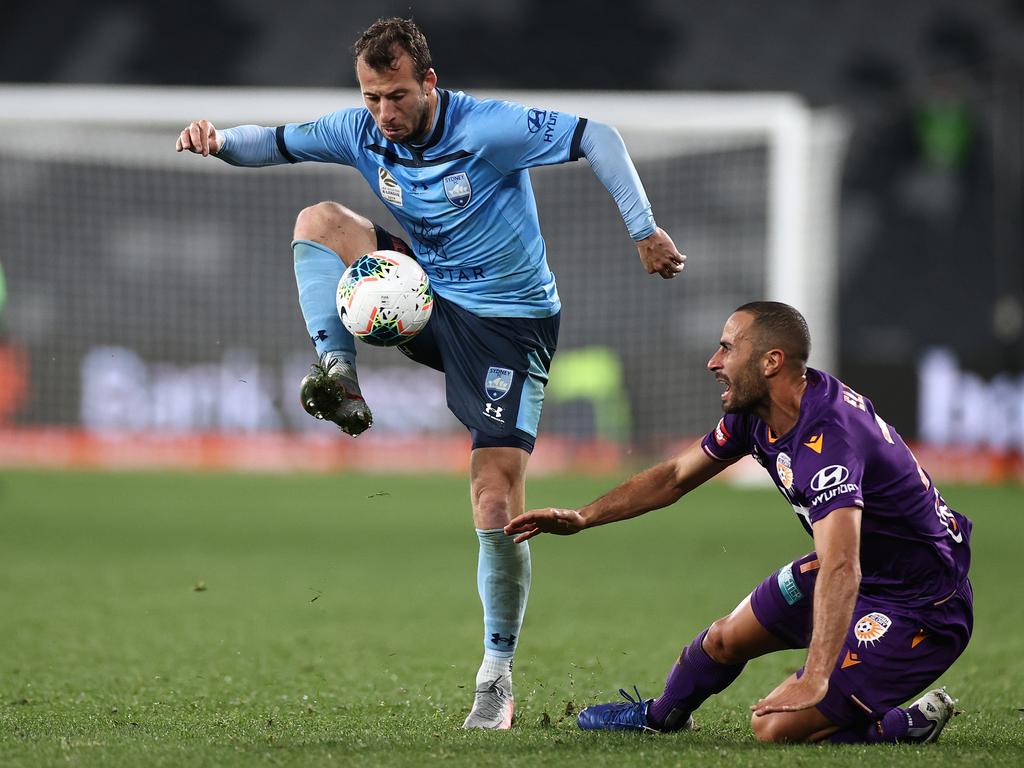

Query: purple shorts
left=750, top=551, right=973, bottom=726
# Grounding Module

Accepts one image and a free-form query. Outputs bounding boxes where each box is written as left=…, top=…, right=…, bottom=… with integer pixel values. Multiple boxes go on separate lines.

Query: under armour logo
left=311, top=330, right=329, bottom=344
left=490, top=632, right=516, bottom=648
left=484, top=403, right=503, bottom=419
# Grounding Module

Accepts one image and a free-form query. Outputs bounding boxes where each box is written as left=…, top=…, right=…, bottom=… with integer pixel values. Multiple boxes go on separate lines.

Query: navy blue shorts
left=374, top=224, right=559, bottom=453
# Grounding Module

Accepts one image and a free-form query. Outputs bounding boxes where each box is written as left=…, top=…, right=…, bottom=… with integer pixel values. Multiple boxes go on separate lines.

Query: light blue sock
left=292, top=239, right=356, bottom=362
left=476, top=528, right=531, bottom=681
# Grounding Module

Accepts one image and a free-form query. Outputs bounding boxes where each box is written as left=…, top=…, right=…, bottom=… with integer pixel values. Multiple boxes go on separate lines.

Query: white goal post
left=0, top=85, right=847, bottom=451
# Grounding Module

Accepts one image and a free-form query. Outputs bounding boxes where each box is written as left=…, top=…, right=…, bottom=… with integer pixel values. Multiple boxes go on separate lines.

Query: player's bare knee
left=471, top=470, right=522, bottom=528
left=704, top=616, right=744, bottom=665
left=751, top=712, right=819, bottom=744
left=472, top=482, right=512, bottom=522
left=750, top=713, right=795, bottom=744
left=293, top=201, right=361, bottom=241
left=470, top=449, right=528, bottom=528
left=750, top=712, right=775, bottom=742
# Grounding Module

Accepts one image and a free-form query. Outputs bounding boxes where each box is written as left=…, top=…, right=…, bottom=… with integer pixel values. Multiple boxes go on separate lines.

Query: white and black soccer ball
left=336, top=250, right=433, bottom=347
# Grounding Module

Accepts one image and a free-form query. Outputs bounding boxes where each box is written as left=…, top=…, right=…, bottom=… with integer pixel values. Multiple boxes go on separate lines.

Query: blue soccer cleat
left=577, top=687, right=658, bottom=733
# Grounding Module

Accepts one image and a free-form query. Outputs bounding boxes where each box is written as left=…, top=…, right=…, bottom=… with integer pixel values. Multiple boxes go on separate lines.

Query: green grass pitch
left=0, top=470, right=1021, bottom=767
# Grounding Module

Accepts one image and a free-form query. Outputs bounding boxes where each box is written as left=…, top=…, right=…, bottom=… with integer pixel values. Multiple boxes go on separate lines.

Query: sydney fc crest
left=443, top=172, right=472, bottom=208
left=485, top=366, right=514, bottom=401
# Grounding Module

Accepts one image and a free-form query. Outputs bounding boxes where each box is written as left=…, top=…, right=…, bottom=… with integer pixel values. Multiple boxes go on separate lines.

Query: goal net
left=0, top=85, right=847, bottom=467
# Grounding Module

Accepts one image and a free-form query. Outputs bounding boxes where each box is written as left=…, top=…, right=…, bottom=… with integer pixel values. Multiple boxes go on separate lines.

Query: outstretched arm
left=752, top=506, right=862, bottom=716
left=504, top=438, right=731, bottom=542
left=176, top=120, right=288, bottom=167
left=580, top=120, right=686, bottom=279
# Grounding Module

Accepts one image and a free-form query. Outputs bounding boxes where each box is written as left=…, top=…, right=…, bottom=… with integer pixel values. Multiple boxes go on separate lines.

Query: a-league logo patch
left=378, top=167, right=403, bottom=207
left=485, top=366, right=514, bottom=401
left=776, top=452, right=794, bottom=490
left=443, top=172, right=472, bottom=208
left=854, top=612, right=891, bottom=646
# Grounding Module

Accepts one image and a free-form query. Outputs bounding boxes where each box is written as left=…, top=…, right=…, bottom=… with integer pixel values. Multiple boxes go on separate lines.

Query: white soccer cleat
left=906, top=687, right=957, bottom=743
left=462, top=675, right=514, bottom=730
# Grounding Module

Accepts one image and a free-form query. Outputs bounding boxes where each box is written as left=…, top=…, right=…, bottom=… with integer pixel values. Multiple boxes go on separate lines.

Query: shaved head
left=734, top=301, right=810, bottom=371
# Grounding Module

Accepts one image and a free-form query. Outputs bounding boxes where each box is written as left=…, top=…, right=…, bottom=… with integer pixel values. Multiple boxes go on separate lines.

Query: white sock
left=322, top=349, right=355, bottom=369
left=476, top=654, right=513, bottom=688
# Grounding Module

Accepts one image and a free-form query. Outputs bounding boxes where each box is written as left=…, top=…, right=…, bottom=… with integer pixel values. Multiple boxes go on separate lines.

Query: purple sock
left=648, top=629, right=745, bottom=730
left=827, top=707, right=912, bottom=744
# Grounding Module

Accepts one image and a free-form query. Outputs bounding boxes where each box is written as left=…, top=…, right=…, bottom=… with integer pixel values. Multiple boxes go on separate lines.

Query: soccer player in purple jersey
left=506, top=301, right=972, bottom=744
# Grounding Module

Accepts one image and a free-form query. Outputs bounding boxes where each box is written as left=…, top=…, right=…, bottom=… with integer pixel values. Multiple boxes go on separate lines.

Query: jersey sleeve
left=275, top=109, right=363, bottom=166
left=701, top=413, right=753, bottom=462
left=474, top=99, right=587, bottom=174
left=793, top=433, right=865, bottom=523
left=579, top=120, right=657, bottom=240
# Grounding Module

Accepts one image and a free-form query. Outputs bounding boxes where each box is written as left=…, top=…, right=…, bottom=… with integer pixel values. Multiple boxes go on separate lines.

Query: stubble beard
left=722, top=362, right=769, bottom=415
left=399, top=93, right=431, bottom=144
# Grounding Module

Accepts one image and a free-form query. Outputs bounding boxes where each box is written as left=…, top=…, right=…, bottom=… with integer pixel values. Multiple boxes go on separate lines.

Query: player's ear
left=422, top=68, right=437, bottom=92
left=763, top=348, right=785, bottom=378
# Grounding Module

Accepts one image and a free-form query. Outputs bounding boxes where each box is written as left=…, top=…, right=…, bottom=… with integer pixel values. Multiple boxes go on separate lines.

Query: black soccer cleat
left=299, top=358, right=373, bottom=437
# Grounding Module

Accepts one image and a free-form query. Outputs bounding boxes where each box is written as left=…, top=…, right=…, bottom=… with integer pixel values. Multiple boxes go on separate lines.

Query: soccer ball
left=336, top=250, right=433, bottom=347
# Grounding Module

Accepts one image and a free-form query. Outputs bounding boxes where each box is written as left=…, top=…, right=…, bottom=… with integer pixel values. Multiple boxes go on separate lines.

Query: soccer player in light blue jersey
left=177, top=17, right=686, bottom=729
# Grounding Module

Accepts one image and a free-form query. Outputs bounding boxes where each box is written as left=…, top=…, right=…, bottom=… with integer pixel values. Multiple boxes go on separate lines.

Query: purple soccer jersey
left=701, top=368, right=972, bottom=610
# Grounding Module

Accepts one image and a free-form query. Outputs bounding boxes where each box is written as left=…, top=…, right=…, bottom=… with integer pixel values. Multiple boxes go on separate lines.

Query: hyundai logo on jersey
left=810, top=464, right=850, bottom=492
left=485, top=366, right=514, bottom=400
left=443, top=172, right=472, bottom=208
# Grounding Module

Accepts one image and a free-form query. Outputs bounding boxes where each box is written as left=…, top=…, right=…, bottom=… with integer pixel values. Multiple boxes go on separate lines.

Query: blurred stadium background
left=0, top=0, right=1022, bottom=481
left=2, top=3, right=1024, bottom=766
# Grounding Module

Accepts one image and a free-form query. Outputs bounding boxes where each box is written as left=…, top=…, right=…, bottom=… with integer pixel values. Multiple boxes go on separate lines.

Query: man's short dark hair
left=735, top=301, right=811, bottom=368
left=353, top=17, right=433, bottom=82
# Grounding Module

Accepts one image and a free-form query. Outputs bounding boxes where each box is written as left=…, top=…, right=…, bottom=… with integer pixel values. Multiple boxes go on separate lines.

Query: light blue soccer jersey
left=274, top=90, right=586, bottom=318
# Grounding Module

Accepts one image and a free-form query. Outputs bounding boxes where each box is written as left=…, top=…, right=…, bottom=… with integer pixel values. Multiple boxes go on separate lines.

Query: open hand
left=504, top=508, right=586, bottom=543
left=637, top=228, right=686, bottom=279
left=751, top=673, right=828, bottom=717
